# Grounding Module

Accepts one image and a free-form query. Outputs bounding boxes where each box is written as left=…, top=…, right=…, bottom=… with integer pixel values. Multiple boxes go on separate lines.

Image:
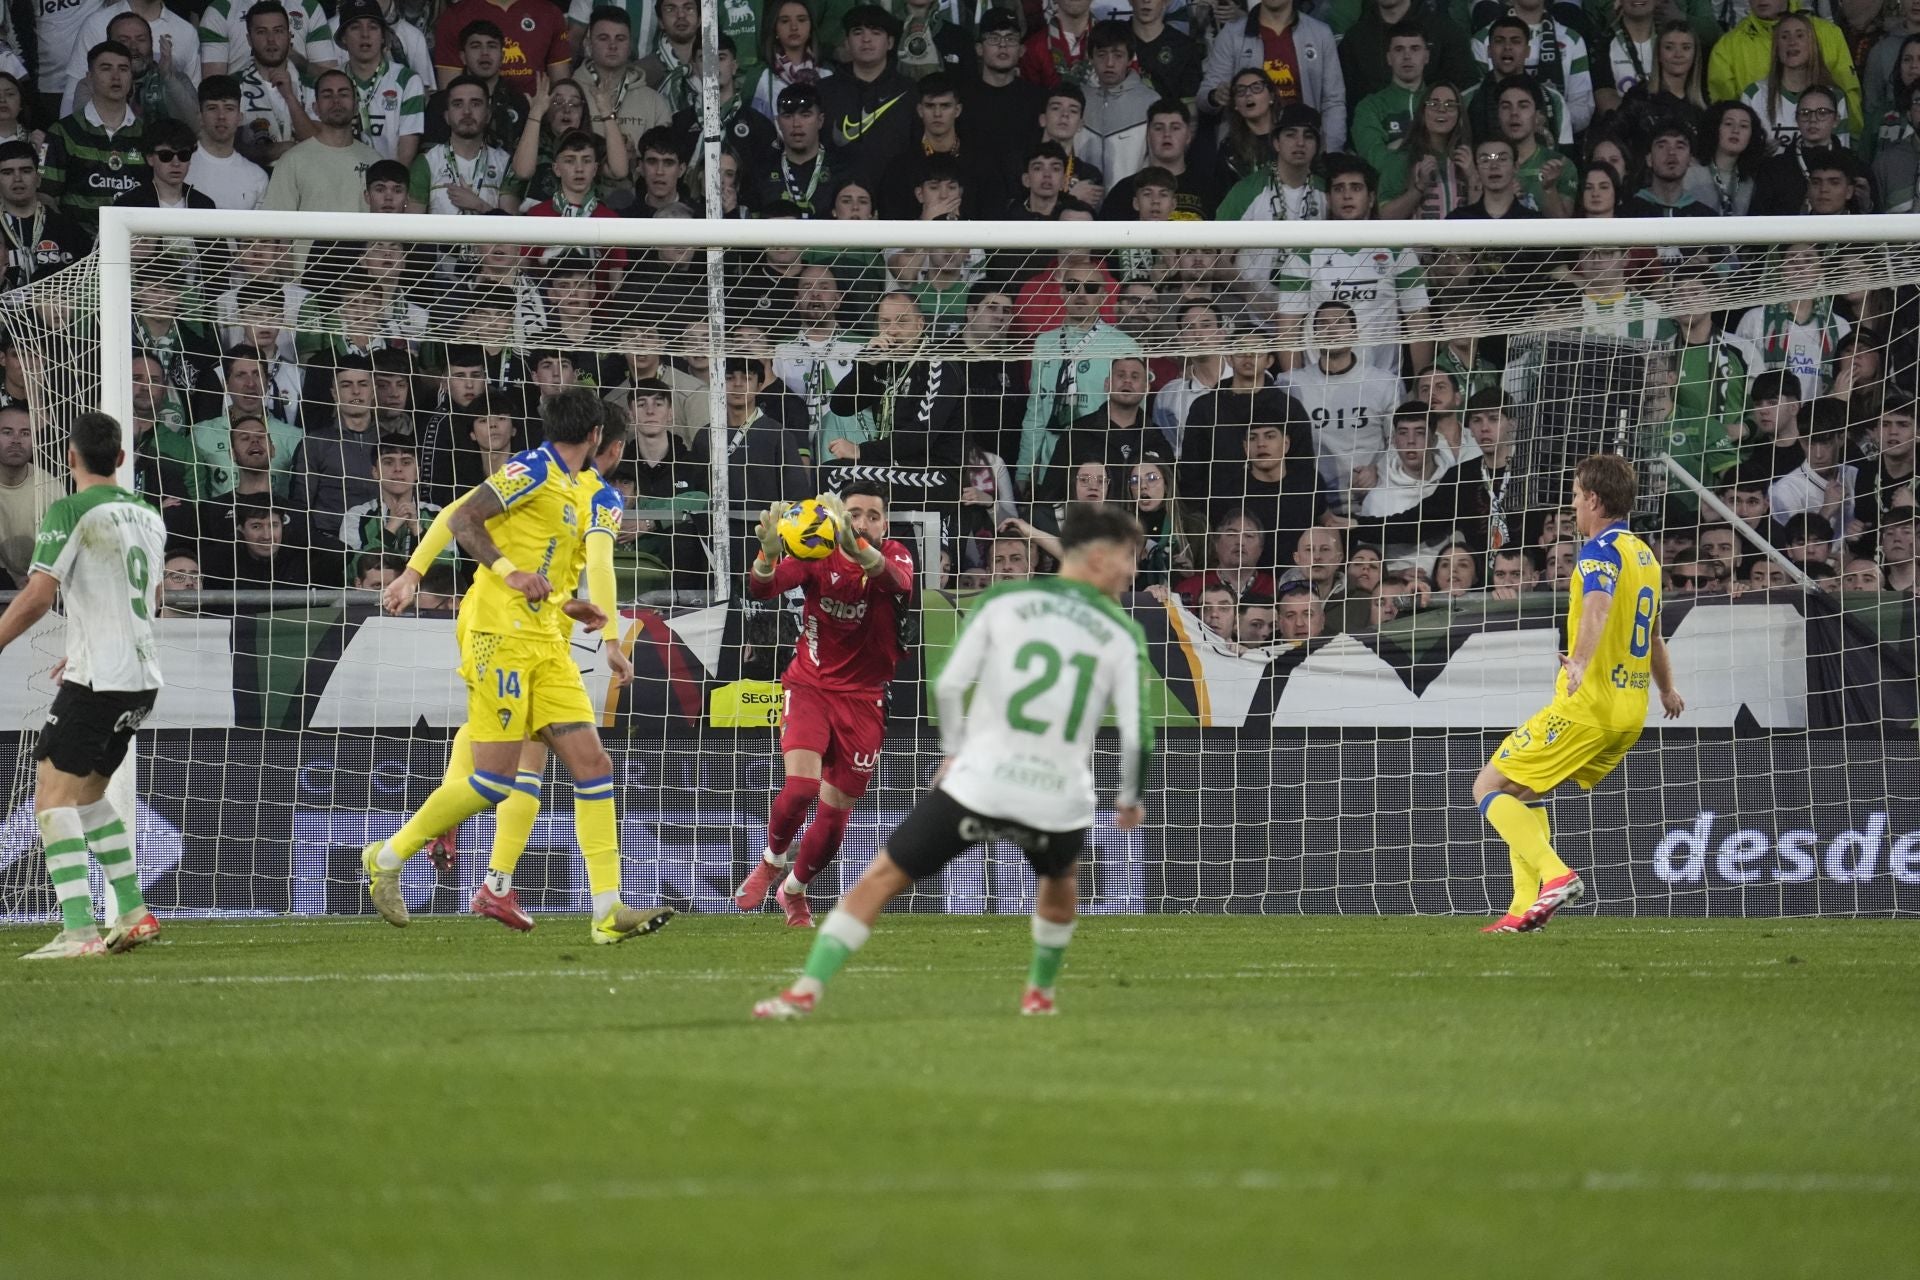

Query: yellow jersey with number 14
left=1554, top=521, right=1661, bottom=732
left=459, top=443, right=598, bottom=643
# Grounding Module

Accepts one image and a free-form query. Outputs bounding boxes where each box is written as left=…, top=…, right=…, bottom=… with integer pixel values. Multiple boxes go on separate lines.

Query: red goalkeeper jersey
left=747, top=541, right=915, bottom=694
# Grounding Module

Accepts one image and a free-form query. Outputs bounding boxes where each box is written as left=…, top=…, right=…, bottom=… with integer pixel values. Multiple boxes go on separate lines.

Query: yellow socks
left=1504, top=849, right=1540, bottom=918
left=574, top=775, right=620, bottom=906
left=488, top=770, right=542, bottom=878
left=1481, top=793, right=1572, bottom=914
left=384, top=770, right=513, bottom=862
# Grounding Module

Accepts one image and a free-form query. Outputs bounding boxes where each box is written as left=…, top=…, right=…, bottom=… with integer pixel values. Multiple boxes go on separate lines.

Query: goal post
left=0, top=206, right=1913, bottom=921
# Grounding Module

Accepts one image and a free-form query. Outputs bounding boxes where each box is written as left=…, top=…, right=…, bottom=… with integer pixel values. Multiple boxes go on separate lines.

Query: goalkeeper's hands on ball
left=817, top=492, right=885, bottom=575
left=753, top=501, right=787, bottom=575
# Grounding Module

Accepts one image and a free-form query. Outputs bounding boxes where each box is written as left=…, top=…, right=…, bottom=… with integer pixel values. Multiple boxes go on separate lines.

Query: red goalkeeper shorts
left=780, top=684, right=886, bottom=799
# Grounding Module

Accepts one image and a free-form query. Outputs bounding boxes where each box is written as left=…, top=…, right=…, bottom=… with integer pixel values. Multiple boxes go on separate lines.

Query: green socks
left=80, top=800, right=143, bottom=915
left=37, top=801, right=145, bottom=933
left=791, top=910, right=1077, bottom=1002
left=38, top=808, right=93, bottom=932
left=796, top=908, right=872, bottom=995
left=1029, top=915, right=1076, bottom=991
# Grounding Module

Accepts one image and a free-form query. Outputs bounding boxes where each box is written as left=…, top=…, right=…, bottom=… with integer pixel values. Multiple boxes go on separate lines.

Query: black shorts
left=885, top=787, right=1087, bottom=881
left=33, top=683, right=157, bottom=779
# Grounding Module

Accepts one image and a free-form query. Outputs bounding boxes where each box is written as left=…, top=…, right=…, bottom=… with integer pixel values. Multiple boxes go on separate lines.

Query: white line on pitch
left=5, top=960, right=1879, bottom=988
left=15, top=1167, right=1915, bottom=1219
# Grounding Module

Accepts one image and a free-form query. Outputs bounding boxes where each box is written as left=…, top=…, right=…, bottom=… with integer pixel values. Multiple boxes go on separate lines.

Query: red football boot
left=753, top=989, right=817, bottom=1020
left=1519, top=872, right=1585, bottom=932
left=425, top=827, right=458, bottom=873
left=733, top=857, right=785, bottom=912
left=104, top=909, right=162, bottom=954
left=777, top=884, right=814, bottom=928
left=470, top=884, right=535, bottom=932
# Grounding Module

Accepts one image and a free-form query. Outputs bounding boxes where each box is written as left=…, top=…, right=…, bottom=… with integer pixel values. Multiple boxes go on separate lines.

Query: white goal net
left=1, top=209, right=1916, bottom=921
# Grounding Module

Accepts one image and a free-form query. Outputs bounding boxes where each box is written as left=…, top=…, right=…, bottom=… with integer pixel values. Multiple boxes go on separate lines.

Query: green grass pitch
left=3, top=915, right=1916, bottom=1279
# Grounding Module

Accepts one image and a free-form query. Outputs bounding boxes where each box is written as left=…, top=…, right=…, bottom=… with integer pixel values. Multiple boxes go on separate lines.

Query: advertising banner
left=2, top=732, right=1911, bottom=919
left=0, top=593, right=1903, bottom=733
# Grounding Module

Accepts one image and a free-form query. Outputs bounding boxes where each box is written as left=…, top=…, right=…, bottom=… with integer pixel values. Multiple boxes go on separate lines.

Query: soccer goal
left=0, top=207, right=1916, bottom=923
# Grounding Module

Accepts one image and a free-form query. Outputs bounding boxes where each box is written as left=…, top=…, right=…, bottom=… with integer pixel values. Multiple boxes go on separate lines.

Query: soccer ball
left=778, top=499, right=839, bottom=560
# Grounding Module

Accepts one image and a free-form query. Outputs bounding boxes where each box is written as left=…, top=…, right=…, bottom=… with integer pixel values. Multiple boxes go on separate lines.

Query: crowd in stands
left=0, top=0, right=1915, bottom=645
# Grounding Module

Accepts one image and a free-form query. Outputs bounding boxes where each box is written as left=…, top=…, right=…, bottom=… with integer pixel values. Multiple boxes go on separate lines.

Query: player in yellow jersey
left=381, top=419, right=634, bottom=933
left=1473, top=454, right=1686, bottom=933
left=362, top=387, right=673, bottom=945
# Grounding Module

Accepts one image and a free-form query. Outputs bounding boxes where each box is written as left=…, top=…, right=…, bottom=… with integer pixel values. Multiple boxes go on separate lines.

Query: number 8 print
left=1629, top=587, right=1655, bottom=658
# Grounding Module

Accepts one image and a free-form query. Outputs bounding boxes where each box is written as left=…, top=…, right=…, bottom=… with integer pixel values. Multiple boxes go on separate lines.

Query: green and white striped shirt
left=935, top=576, right=1152, bottom=830
left=30, top=485, right=168, bottom=692
left=346, top=57, right=426, bottom=160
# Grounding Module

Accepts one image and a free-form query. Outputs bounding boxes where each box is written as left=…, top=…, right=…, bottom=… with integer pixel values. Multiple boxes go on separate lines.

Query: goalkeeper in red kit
left=735, top=481, right=916, bottom=926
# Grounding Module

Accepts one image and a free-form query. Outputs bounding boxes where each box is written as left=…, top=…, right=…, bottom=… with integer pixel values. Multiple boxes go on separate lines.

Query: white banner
left=0, top=617, right=237, bottom=730
left=1160, top=599, right=1806, bottom=729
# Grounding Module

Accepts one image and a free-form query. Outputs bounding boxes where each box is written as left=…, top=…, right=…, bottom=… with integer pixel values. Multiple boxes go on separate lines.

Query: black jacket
left=819, top=65, right=919, bottom=185
left=1038, top=405, right=1172, bottom=504
left=957, top=76, right=1046, bottom=187
left=0, top=207, right=91, bottom=291
left=1179, top=385, right=1312, bottom=506
left=670, top=101, right=779, bottom=172
left=829, top=355, right=968, bottom=473
left=724, top=406, right=814, bottom=509
left=1351, top=455, right=1492, bottom=554
left=113, top=181, right=218, bottom=210
left=1341, top=3, right=1477, bottom=104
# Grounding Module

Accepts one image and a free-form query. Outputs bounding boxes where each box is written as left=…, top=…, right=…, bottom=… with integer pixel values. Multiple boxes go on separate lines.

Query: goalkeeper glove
left=818, top=492, right=886, bottom=575
left=753, top=501, right=785, bottom=574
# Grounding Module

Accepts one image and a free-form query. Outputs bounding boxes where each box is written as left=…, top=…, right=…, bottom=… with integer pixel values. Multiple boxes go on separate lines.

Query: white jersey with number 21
left=934, top=576, right=1153, bottom=833
left=29, top=486, right=168, bottom=692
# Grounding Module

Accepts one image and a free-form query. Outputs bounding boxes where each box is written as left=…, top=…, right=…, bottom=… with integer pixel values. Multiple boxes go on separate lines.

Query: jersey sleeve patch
left=486, top=448, right=551, bottom=508
left=1576, top=533, right=1624, bottom=595
left=29, top=497, right=79, bottom=580
left=587, top=484, right=623, bottom=537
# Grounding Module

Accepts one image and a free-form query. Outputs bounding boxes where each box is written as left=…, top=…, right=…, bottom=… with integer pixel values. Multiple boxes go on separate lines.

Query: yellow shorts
left=1491, top=705, right=1642, bottom=793
left=461, top=632, right=595, bottom=743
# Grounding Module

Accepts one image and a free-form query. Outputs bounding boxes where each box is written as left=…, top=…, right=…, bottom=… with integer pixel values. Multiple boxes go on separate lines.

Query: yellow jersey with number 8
left=1554, top=522, right=1661, bottom=732
left=460, top=443, right=599, bottom=643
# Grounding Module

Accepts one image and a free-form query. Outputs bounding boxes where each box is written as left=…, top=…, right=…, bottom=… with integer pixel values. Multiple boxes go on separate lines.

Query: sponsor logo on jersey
left=818, top=596, right=869, bottom=622
left=1610, top=664, right=1649, bottom=690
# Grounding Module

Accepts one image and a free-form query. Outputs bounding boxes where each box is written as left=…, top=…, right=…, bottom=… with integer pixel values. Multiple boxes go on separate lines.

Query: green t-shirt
left=1665, top=336, right=1753, bottom=500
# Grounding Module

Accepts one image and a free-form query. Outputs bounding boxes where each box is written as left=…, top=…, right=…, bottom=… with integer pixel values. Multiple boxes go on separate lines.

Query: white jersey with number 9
left=29, top=486, right=169, bottom=692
